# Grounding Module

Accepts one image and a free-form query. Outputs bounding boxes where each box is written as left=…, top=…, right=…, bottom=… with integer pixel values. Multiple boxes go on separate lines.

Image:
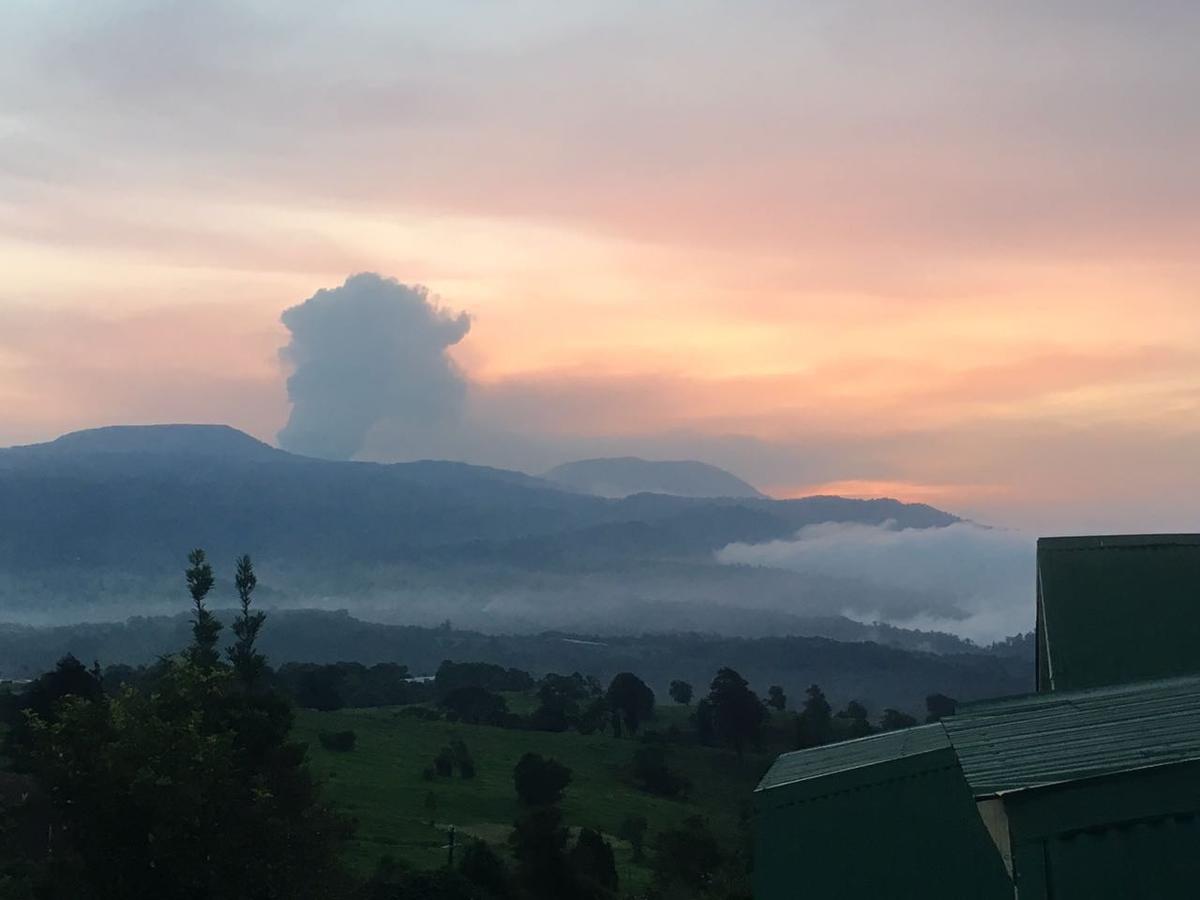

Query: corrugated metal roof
left=1038, top=534, right=1200, bottom=691
left=944, top=675, right=1200, bottom=796
left=756, top=723, right=948, bottom=792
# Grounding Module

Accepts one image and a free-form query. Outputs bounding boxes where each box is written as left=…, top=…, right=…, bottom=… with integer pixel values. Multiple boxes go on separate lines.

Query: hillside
left=0, top=425, right=963, bottom=633
left=295, top=704, right=772, bottom=889
left=0, top=611, right=1032, bottom=711
left=545, top=457, right=765, bottom=499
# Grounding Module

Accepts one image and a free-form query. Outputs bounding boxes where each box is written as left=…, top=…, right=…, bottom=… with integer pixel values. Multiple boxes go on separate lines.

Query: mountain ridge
left=545, top=455, right=766, bottom=499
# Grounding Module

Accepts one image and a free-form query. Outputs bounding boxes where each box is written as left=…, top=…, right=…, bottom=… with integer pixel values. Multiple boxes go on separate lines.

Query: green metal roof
left=944, top=675, right=1200, bottom=796
left=1037, top=534, right=1200, bottom=692
left=756, top=723, right=949, bottom=792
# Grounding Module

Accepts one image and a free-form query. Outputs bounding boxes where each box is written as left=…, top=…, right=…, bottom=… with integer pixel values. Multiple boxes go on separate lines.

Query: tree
left=185, top=548, right=221, bottom=669
left=694, top=698, right=716, bottom=746
left=3, top=655, right=103, bottom=770
left=618, top=815, right=648, bottom=862
left=881, top=708, right=919, bottom=731
left=459, top=838, right=513, bottom=899
left=570, top=828, right=618, bottom=894
left=650, top=816, right=722, bottom=897
left=438, top=685, right=509, bottom=725
left=606, top=672, right=655, bottom=736
left=227, top=554, right=267, bottom=687
left=509, top=805, right=574, bottom=900
left=706, top=668, right=766, bottom=757
left=836, top=700, right=874, bottom=739
left=796, top=684, right=833, bottom=748
left=925, top=693, right=958, bottom=723
left=767, top=685, right=787, bottom=711
left=16, top=653, right=350, bottom=898
left=513, top=753, right=572, bottom=807
left=669, top=680, right=694, bottom=705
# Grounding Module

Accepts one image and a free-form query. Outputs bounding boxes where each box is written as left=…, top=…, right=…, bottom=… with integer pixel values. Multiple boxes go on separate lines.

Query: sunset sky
left=2, top=2, right=1198, bottom=532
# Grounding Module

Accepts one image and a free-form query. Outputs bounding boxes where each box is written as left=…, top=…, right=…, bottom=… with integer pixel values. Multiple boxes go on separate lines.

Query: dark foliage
left=228, top=554, right=267, bottom=687
left=650, top=816, right=722, bottom=897
left=528, top=672, right=601, bottom=733
left=707, top=668, right=767, bottom=756
left=508, top=805, right=575, bottom=900
left=570, top=827, right=618, bottom=892
left=766, top=685, right=786, bottom=710
left=435, top=660, right=534, bottom=695
left=275, top=661, right=423, bottom=711
left=668, top=679, right=694, bottom=705
left=606, top=672, right=655, bottom=736
left=459, top=838, right=513, bottom=898
left=796, top=684, right=833, bottom=748
left=694, top=697, right=716, bottom=746
left=836, top=699, right=874, bottom=739
left=439, top=685, right=509, bottom=726
left=631, top=745, right=691, bottom=798
left=513, top=753, right=572, bottom=807
left=881, top=708, right=919, bottom=731
left=925, top=692, right=958, bottom=722
left=2, top=655, right=103, bottom=768
left=185, top=548, right=221, bottom=670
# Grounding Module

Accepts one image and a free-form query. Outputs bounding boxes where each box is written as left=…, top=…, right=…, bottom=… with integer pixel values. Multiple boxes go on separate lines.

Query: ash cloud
left=716, top=522, right=1034, bottom=643
left=278, top=273, right=470, bottom=459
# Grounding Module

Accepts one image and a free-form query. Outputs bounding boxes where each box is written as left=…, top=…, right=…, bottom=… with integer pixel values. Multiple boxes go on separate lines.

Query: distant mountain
left=0, top=424, right=962, bottom=634
left=545, top=456, right=766, bottom=499
left=1, top=424, right=288, bottom=465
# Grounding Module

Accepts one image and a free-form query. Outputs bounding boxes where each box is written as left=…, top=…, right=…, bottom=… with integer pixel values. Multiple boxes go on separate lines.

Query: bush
left=631, top=745, right=690, bottom=798
left=434, top=747, right=455, bottom=778
left=450, top=739, right=476, bottom=780
left=513, top=753, right=572, bottom=807
left=438, top=686, right=509, bottom=726
left=317, top=729, right=357, bottom=752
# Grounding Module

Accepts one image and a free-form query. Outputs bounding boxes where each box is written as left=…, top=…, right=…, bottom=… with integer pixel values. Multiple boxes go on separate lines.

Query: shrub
left=631, top=745, right=690, bottom=798
left=513, top=753, right=572, bottom=806
left=434, top=747, right=456, bottom=777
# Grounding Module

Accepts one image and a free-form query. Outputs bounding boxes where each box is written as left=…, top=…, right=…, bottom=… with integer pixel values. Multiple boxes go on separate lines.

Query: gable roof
left=756, top=724, right=949, bottom=793
left=1037, top=534, right=1200, bottom=692
left=945, top=675, right=1200, bottom=797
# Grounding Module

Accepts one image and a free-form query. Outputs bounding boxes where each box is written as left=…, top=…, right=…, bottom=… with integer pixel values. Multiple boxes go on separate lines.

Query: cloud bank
left=278, top=273, right=470, bottom=459
left=716, top=522, right=1034, bottom=643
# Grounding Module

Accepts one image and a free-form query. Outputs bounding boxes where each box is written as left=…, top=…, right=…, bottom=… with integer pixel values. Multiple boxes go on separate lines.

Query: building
left=755, top=534, right=1200, bottom=899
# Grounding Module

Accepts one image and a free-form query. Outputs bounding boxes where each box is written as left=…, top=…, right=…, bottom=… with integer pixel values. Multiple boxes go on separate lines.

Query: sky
left=2, top=1, right=1199, bottom=533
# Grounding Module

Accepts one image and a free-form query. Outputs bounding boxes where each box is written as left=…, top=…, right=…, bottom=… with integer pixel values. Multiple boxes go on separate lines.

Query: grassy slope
left=295, top=704, right=776, bottom=888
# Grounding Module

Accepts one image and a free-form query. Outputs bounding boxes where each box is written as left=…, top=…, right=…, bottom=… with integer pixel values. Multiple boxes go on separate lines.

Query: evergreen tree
left=796, top=684, right=833, bottom=748
left=228, top=554, right=267, bottom=687
left=837, top=700, right=874, bottom=738
left=706, top=668, right=767, bottom=757
left=606, top=672, right=655, bottom=736
left=185, top=548, right=221, bottom=669
left=767, top=685, right=787, bottom=711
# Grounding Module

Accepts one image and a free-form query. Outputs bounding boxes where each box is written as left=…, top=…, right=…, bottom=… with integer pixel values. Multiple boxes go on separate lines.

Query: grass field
left=295, top=703, right=777, bottom=889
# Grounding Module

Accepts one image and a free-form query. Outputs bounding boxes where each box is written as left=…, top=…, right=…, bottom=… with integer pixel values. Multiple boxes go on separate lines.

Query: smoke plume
left=278, top=273, right=470, bottom=459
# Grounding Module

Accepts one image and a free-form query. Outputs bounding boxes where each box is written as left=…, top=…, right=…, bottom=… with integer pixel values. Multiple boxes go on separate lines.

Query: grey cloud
left=278, top=273, right=470, bottom=459
left=716, top=522, right=1034, bottom=643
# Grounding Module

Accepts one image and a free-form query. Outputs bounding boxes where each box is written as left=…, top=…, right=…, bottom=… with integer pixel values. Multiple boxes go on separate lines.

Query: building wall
left=1005, top=761, right=1200, bottom=900
left=754, top=749, right=1011, bottom=900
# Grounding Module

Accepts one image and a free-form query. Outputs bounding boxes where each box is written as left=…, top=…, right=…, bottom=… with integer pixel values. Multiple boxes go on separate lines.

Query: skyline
left=3, top=2, right=1199, bottom=532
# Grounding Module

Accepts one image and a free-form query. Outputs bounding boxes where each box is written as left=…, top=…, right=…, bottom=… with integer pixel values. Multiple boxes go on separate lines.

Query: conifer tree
left=185, top=548, right=221, bottom=669
left=228, top=554, right=267, bottom=687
